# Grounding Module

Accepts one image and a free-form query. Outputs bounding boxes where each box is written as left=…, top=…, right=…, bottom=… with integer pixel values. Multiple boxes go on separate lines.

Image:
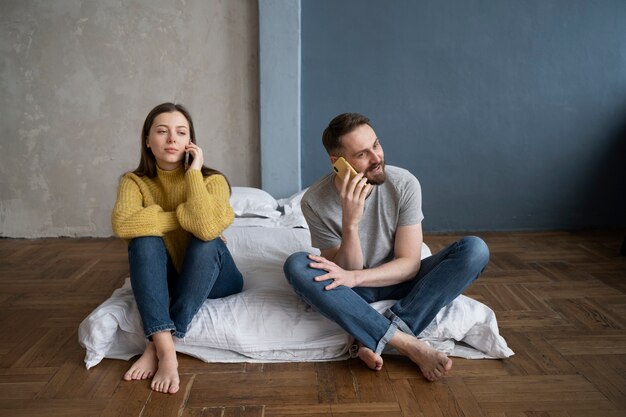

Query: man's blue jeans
left=128, top=236, right=243, bottom=339
left=283, top=236, right=489, bottom=354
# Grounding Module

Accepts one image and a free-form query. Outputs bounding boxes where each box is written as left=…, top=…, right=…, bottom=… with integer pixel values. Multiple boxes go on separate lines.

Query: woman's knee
left=128, top=236, right=167, bottom=260
left=187, top=236, right=225, bottom=257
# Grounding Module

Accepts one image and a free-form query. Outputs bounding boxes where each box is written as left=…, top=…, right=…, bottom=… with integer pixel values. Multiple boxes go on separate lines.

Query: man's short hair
left=322, top=113, right=371, bottom=155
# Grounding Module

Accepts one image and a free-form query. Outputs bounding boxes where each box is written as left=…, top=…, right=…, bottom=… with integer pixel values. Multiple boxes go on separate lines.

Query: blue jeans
left=283, top=236, right=489, bottom=354
left=128, top=236, right=243, bottom=339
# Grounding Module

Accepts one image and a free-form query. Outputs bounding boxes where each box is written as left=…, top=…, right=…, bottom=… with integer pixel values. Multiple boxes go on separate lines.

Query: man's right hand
left=339, top=170, right=372, bottom=230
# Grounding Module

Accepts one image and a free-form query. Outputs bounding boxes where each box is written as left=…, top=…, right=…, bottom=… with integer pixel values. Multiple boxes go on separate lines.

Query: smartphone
left=184, top=151, right=192, bottom=167
left=332, top=157, right=358, bottom=182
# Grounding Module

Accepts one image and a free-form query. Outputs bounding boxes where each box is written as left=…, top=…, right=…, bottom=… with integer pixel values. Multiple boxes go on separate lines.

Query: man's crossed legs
left=283, top=236, right=489, bottom=381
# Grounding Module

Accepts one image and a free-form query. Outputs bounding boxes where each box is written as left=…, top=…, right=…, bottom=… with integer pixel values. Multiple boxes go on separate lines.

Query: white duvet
left=79, top=219, right=513, bottom=369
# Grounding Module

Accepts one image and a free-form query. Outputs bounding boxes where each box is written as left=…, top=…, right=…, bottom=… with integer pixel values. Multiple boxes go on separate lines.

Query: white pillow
left=230, top=187, right=281, bottom=218
left=277, top=188, right=308, bottom=216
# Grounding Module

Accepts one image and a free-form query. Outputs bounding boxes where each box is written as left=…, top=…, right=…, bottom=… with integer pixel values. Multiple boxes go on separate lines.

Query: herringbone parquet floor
left=0, top=230, right=624, bottom=416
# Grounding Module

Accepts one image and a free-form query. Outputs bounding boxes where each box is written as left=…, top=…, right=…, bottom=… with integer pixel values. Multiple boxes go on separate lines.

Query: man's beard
left=365, top=161, right=386, bottom=185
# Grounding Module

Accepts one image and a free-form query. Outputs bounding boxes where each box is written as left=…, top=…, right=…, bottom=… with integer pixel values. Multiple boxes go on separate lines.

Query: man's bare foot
left=150, top=331, right=180, bottom=394
left=124, top=342, right=157, bottom=381
left=356, top=344, right=384, bottom=371
left=389, top=332, right=453, bottom=381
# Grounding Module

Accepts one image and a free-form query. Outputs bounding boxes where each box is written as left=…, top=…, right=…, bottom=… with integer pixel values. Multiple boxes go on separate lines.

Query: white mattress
left=79, top=219, right=513, bottom=369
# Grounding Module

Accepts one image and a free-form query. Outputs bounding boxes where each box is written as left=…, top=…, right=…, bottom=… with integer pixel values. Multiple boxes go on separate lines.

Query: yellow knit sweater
left=111, top=166, right=234, bottom=272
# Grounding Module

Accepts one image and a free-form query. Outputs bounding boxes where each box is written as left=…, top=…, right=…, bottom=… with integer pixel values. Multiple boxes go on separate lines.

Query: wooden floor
left=0, top=230, right=625, bottom=417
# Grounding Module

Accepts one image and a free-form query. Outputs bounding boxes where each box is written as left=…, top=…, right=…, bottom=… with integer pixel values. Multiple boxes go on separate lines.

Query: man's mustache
left=366, top=161, right=384, bottom=173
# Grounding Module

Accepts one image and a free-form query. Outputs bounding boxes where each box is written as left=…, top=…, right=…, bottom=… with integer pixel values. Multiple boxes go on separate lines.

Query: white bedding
left=79, top=217, right=513, bottom=369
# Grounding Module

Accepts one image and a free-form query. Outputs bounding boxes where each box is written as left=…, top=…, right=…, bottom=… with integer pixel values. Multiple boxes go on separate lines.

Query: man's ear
left=329, top=155, right=338, bottom=164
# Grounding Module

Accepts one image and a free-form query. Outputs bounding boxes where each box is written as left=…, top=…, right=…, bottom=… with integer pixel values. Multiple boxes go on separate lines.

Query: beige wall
left=0, top=0, right=259, bottom=238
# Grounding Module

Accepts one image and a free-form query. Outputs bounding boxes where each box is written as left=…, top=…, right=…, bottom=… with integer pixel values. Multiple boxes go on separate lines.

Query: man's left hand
left=308, top=254, right=358, bottom=290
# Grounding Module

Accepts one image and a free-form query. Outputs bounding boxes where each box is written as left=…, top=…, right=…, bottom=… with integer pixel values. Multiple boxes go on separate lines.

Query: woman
left=112, top=102, right=243, bottom=394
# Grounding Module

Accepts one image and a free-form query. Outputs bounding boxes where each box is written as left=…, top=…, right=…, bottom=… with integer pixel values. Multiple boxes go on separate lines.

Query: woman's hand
left=185, top=142, right=204, bottom=170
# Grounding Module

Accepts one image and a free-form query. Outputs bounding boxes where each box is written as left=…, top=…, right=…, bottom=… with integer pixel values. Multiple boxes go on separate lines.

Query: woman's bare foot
left=150, top=331, right=180, bottom=394
left=356, top=344, right=384, bottom=371
left=151, top=354, right=179, bottom=394
left=389, top=331, right=453, bottom=381
left=124, top=342, right=157, bottom=381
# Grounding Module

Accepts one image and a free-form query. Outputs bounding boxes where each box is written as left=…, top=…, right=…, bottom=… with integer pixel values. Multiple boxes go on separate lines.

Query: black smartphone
left=185, top=152, right=193, bottom=167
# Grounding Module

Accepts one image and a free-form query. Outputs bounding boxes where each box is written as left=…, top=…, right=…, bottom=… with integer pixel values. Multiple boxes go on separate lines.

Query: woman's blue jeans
left=283, top=236, right=489, bottom=354
left=128, top=236, right=243, bottom=339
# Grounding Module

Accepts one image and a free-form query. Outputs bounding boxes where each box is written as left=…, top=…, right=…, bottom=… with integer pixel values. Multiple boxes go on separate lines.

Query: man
left=283, top=113, right=489, bottom=381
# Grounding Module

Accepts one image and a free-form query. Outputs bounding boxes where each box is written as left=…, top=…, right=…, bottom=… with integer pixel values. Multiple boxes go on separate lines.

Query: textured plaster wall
left=0, top=0, right=259, bottom=238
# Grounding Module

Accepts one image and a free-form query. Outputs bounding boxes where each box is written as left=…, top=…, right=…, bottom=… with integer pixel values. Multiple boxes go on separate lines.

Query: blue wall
left=259, top=0, right=301, bottom=198
left=300, top=0, right=626, bottom=231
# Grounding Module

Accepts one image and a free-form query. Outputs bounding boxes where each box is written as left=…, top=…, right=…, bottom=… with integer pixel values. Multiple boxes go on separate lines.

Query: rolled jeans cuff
left=374, top=323, right=397, bottom=355
left=145, top=323, right=177, bottom=340
left=383, top=309, right=416, bottom=338
left=172, top=330, right=186, bottom=339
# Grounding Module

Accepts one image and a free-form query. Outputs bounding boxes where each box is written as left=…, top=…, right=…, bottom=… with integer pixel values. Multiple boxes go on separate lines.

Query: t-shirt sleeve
left=301, top=195, right=342, bottom=250
left=398, top=173, right=424, bottom=226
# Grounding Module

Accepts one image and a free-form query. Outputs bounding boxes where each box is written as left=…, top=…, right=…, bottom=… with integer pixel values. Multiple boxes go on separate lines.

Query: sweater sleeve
left=111, top=175, right=179, bottom=238
left=176, top=171, right=234, bottom=241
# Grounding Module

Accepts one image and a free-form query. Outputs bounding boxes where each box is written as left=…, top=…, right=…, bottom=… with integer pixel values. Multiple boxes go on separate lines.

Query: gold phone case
left=333, top=157, right=358, bottom=182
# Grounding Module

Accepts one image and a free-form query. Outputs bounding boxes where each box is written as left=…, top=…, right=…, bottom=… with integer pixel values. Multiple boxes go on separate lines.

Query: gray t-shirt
left=301, top=165, right=423, bottom=269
